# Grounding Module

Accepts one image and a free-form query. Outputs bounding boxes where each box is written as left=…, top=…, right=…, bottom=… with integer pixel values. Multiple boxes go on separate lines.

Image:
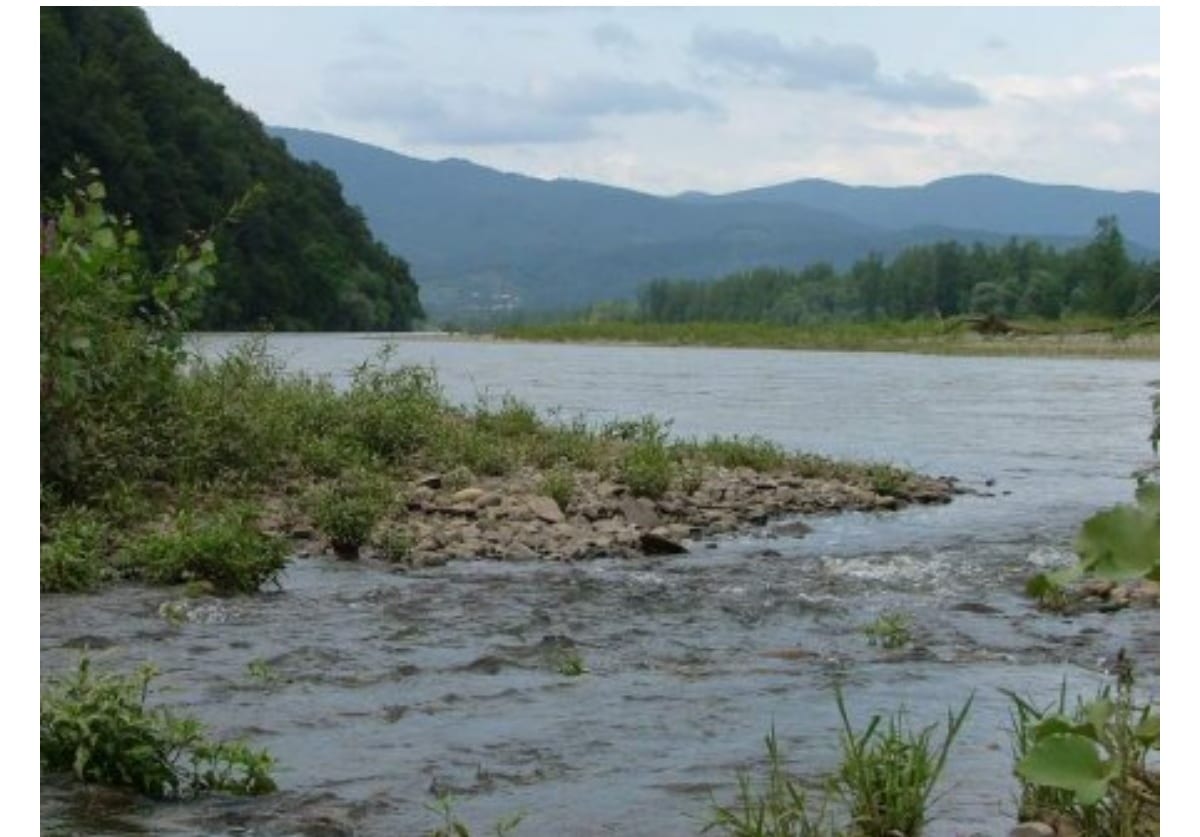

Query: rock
left=1080, top=578, right=1116, bottom=598
left=505, top=542, right=538, bottom=561
left=618, top=496, right=660, bottom=529
left=290, top=526, right=315, bottom=540
left=1009, top=823, right=1055, bottom=837
left=950, top=601, right=1002, bottom=615
left=1130, top=579, right=1160, bottom=603
left=452, top=487, right=486, bottom=503
left=771, top=520, right=812, bottom=538
left=639, top=531, right=688, bottom=555
left=415, top=473, right=443, bottom=490
left=874, top=496, right=901, bottom=511
left=527, top=495, right=566, bottom=524
left=473, top=492, right=502, bottom=509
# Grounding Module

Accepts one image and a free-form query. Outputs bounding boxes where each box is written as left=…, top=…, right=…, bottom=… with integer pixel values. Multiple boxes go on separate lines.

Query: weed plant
left=41, top=657, right=276, bottom=798
left=1003, top=652, right=1159, bottom=837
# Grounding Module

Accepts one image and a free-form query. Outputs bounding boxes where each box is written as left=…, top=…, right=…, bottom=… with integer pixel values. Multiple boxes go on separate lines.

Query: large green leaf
left=1017, top=732, right=1115, bottom=806
left=1075, top=504, right=1159, bottom=580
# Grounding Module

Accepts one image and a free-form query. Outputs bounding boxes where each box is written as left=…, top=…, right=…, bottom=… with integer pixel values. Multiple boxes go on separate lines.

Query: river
left=41, top=334, right=1160, bottom=836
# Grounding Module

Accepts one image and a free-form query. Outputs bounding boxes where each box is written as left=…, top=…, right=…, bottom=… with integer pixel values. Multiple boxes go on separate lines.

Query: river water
left=41, top=334, right=1160, bottom=836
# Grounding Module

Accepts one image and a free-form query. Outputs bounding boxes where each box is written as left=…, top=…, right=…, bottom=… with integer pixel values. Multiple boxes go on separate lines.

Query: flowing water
left=41, top=334, right=1160, bottom=836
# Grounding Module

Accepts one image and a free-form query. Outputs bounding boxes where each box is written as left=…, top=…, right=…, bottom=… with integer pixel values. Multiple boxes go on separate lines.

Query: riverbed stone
left=451, top=487, right=486, bottom=504
left=1009, top=824, right=1055, bottom=837
left=527, top=495, right=566, bottom=524
left=618, top=496, right=660, bottom=528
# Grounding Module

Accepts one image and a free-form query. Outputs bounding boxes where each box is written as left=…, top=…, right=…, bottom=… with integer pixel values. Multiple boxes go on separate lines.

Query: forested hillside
left=41, top=7, right=422, bottom=331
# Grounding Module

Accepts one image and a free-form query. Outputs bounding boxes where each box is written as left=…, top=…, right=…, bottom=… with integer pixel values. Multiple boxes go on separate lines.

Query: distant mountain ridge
left=680, top=174, right=1159, bottom=249
left=271, top=127, right=1158, bottom=318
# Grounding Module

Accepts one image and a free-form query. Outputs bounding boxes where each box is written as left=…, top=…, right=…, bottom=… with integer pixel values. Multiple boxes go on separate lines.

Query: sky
left=142, top=5, right=1160, bottom=196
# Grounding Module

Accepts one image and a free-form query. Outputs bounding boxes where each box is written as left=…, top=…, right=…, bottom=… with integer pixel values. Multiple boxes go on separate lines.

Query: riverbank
left=489, top=320, right=1159, bottom=359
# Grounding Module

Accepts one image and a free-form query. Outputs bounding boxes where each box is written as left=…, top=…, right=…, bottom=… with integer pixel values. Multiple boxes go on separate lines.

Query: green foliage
left=865, top=465, right=909, bottom=498
left=620, top=439, right=676, bottom=499
left=1075, top=485, right=1159, bottom=581
left=41, top=509, right=111, bottom=593
left=425, top=793, right=525, bottom=837
left=40, top=166, right=214, bottom=504
left=41, top=658, right=276, bottom=799
left=41, top=7, right=422, bottom=331
left=1004, top=655, right=1158, bottom=835
left=833, top=689, right=973, bottom=837
left=863, top=612, right=913, bottom=650
left=343, top=358, right=447, bottom=463
left=694, top=436, right=788, bottom=472
left=708, top=690, right=972, bottom=837
left=555, top=650, right=589, bottom=677
left=539, top=465, right=576, bottom=512
left=373, top=525, right=413, bottom=563
left=119, top=505, right=288, bottom=593
left=308, top=469, right=393, bottom=557
left=706, top=728, right=835, bottom=837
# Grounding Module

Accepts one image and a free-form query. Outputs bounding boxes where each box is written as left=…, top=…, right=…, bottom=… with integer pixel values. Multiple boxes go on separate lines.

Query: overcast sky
left=143, top=6, right=1159, bottom=196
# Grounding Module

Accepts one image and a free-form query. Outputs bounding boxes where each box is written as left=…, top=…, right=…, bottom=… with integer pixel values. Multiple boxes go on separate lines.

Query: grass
left=863, top=611, right=913, bottom=650
left=40, top=509, right=112, bottom=593
left=539, top=464, right=576, bottom=512
left=707, top=688, right=973, bottom=837
left=492, top=319, right=1158, bottom=359
left=41, top=657, right=276, bottom=799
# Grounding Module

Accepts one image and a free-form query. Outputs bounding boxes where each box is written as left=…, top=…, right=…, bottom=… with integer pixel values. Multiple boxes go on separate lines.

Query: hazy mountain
left=681, top=175, right=1159, bottom=251
left=271, top=127, right=1158, bottom=318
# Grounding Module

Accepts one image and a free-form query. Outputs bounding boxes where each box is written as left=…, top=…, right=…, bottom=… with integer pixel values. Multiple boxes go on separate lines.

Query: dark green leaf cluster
left=41, top=658, right=277, bottom=799
left=41, top=7, right=422, bottom=331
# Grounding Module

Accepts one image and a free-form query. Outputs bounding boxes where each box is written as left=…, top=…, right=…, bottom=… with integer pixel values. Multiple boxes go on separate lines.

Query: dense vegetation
left=553, top=217, right=1158, bottom=327
left=41, top=7, right=422, bottom=331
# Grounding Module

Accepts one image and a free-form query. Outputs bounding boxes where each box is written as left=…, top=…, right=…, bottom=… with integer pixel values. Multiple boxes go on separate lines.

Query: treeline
left=40, top=7, right=422, bottom=331
left=623, top=218, right=1157, bottom=326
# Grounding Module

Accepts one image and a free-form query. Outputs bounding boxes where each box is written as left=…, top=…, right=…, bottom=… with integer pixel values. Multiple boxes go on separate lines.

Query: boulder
left=618, top=496, right=660, bottom=529
left=527, top=495, right=566, bottom=524
left=639, top=531, right=688, bottom=555
left=452, top=487, right=486, bottom=503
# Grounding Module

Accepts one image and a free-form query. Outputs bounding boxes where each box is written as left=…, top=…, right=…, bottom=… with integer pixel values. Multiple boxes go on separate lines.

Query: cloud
left=690, top=26, right=984, bottom=109
left=591, top=21, right=641, bottom=53
left=984, top=36, right=1009, bottom=51
left=545, top=77, right=720, bottom=117
left=323, top=67, right=719, bottom=145
left=866, top=72, right=986, bottom=108
left=691, top=28, right=876, bottom=89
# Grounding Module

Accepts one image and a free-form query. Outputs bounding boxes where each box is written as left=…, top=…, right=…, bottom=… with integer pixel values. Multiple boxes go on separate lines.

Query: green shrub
left=539, top=465, right=576, bottom=512
left=474, top=395, right=541, bottom=439
left=120, top=506, right=288, bottom=593
left=373, top=525, right=413, bottom=563
left=343, top=359, right=446, bottom=463
left=41, top=657, right=276, bottom=799
left=41, top=509, right=111, bottom=593
left=620, top=440, right=675, bottom=499
left=40, top=168, right=214, bottom=504
left=455, top=427, right=519, bottom=477
left=865, top=465, right=908, bottom=498
left=308, top=469, right=392, bottom=557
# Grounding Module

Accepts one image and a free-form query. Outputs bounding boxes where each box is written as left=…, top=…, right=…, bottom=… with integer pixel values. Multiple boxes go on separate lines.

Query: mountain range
left=271, top=127, right=1159, bottom=318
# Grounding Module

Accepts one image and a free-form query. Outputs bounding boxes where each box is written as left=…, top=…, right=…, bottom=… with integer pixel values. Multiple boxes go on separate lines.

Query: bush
left=539, top=465, right=576, bottom=512
left=40, top=168, right=215, bottom=504
left=308, top=469, right=392, bottom=557
left=620, top=440, right=675, bottom=499
left=343, top=359, right=446, bottom=463
left=41, top=657, right=276, bottom=799
left=120, top=505, right=288, bottom=593
left=40, top=509, right=111, bottom=593
left=373, top=524, right=412, bottom=563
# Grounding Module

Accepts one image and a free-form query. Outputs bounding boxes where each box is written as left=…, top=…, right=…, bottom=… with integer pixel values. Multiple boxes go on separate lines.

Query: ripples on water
left=41, top=336, right=1159, bottom=836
